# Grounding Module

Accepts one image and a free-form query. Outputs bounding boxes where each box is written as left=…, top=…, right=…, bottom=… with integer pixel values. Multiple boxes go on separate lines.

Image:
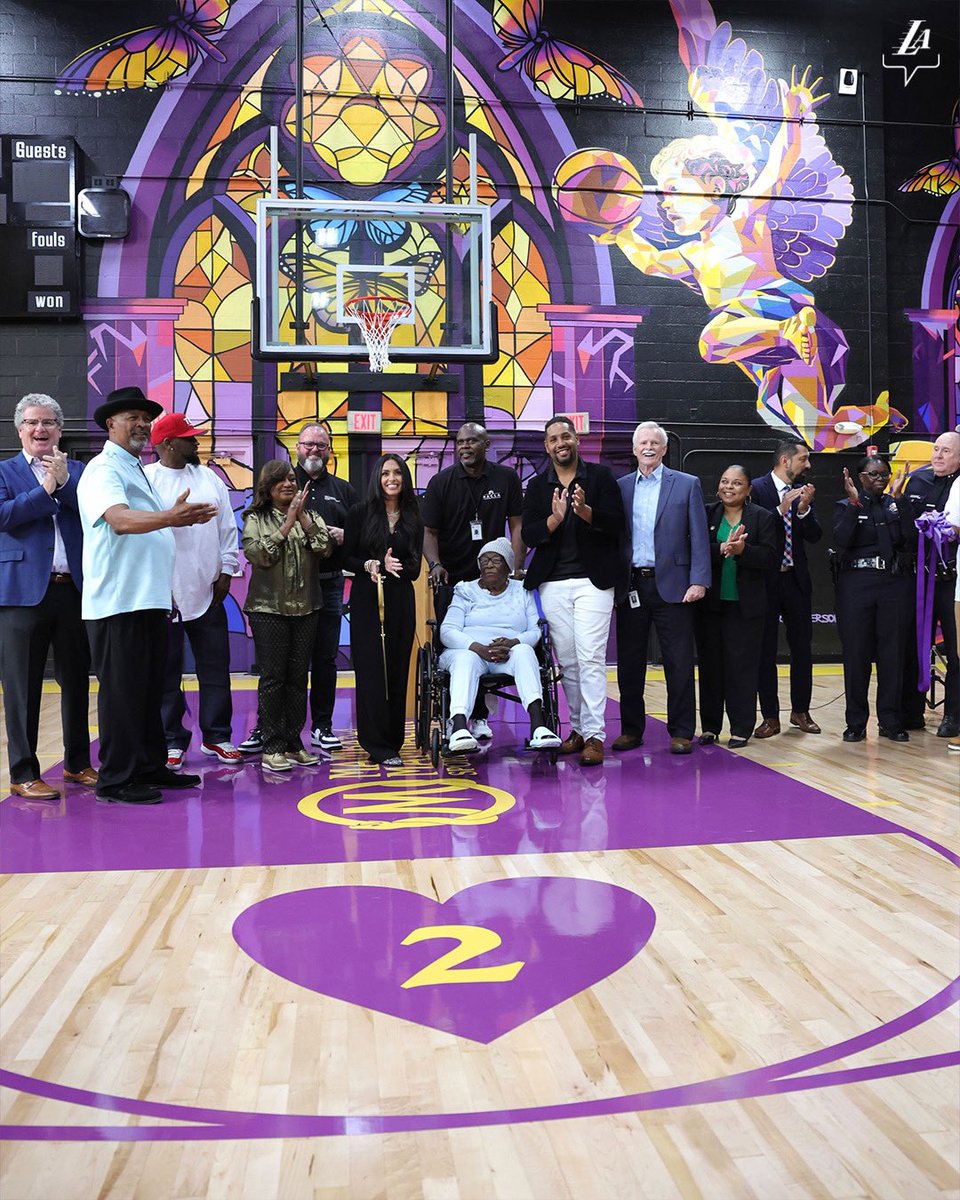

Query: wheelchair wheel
left=415, top=646, right=431, bottom=752
left=430, top=727, right=441, bottom=768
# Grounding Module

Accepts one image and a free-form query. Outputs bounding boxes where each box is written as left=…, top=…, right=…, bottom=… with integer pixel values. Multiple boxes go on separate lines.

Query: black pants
left=87, top=610, right=167, bottom=790
left=696, top=602, right=764, bottom=739
left=902, top=573, right=958, bottom=725
left=758, top=568, right=813, bottom=718
left=249, top=611, right=318, bottom=755
left=350, top=575, right=415, bottom=761
left=0, top=580, right=91, bottom=783
left=309, top=575, right=344, bottom=730
left=837, top=568, right=913, bottom=731
left=162, top=603, right=233, bottom=749
left=616, top=575, right=696, bottom=740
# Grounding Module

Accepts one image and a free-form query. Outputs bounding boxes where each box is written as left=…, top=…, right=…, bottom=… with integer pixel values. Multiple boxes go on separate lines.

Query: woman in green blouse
left=242, top=460, right=330, bottom=772
left=695, top=465, right=778, bottom=748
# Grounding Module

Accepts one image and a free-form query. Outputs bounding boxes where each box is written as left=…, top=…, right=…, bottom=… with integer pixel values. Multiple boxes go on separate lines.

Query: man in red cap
left=145, top=411, right=241, bottom=770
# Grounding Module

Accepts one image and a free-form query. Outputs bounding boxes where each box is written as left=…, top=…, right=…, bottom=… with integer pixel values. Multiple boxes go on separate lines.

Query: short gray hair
left=14, top=393, right=64, bottom=429
left=632, top=421, right=668, bottom=449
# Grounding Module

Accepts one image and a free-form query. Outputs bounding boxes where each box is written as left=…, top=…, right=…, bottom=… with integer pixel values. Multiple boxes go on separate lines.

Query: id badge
left=628, top=589, right=640, bottom=608
left=470, top=520, right=483, bottom=541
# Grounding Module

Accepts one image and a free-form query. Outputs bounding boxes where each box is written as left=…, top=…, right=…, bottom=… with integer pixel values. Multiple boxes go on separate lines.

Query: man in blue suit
left=614, top=421, right=711, bottom=755
left=0, top=393, right=96, bottom=799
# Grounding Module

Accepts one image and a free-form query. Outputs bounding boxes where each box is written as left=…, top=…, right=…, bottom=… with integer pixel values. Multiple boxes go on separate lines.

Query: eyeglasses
left=859, top=469, right=890, bottom=480
left=20, top=419, right=59, bottom=429
left=478, top=555, right=506, bottom=568
left=298, top=442, right=329, bottom=451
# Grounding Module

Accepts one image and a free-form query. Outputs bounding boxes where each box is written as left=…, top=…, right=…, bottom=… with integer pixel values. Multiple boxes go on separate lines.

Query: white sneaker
left=201, top=741, right=242, bottom=764
left=311, top=726, right=342, bottom=750
left=166, top=747, right=184, bottom=772
left=529, top=726, right=562, bottom=750
left=470, top=718, right=493, bottom=740
left=448, top=728, right=478, bottom=753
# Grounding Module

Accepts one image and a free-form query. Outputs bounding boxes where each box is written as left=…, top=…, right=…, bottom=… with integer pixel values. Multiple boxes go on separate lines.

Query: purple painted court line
left=0, top=691, right=897, bottom=875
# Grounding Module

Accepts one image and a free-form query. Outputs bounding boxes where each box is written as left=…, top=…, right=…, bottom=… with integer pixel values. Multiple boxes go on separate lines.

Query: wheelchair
left=413, top=585, right=563, bottom=766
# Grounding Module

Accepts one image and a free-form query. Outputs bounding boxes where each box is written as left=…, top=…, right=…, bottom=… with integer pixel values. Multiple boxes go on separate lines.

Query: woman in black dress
left=343, top=454, right=424, bottom=765
left=696, top=464, right=778, bottom=747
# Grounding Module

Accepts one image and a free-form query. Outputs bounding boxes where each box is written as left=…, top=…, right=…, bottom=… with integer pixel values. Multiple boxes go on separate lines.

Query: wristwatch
left=428, top=560, right=439, bottom=570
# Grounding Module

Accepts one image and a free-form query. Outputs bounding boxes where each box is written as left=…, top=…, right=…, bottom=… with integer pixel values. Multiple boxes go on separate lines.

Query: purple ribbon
left=915, top=511, right=958, bottom=692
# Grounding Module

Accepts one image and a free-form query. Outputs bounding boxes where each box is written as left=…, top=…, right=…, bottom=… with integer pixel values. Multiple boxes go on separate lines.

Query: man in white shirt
left=145, top=411, right=241, bottom=769
left=77, top=387, right=218, bottom=805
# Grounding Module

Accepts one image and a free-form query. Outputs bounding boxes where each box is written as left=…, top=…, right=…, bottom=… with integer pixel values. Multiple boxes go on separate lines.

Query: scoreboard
left=0, top=135, right=80, bottom=319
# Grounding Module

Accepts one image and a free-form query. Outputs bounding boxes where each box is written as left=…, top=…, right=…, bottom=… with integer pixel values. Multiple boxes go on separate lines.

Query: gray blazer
left=618, top=467, right=711, bottom=604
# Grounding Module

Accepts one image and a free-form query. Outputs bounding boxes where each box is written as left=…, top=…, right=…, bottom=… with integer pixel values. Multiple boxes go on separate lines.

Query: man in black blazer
left=0, top=393, right=96, bottom=799
left=522, top=416, right=625, bottom=766
left=751, top=438, right=823, bottom=737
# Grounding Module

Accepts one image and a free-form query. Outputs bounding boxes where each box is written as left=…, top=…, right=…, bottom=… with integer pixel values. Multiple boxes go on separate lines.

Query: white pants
left=439, top=644, right=542, bottom=717
left=538, top=578, right=613, bottom=741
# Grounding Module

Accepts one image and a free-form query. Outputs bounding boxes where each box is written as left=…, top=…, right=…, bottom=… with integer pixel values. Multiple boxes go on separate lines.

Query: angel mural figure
left=553, top=0, right=902, bottom=451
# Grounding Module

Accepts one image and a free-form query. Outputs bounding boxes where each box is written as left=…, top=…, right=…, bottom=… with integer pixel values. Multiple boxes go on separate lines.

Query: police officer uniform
left=834, top=489, right=917, bottom=738
left=900, top=464, right=960, bottom=735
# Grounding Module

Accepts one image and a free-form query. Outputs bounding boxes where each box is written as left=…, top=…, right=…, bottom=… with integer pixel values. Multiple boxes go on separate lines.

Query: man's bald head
left=931, top=431, right=960, bottom=477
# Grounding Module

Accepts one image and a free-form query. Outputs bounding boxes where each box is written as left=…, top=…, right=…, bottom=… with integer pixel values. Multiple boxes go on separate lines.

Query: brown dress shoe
left=63, top=767, right=99, bottom=786
left=789, top=712, right=821, bottom=734
left=611, top=733, right=643, bottom=751
left=669, top=737, right=692, bottom=755
left=559, top=731, right=585, bottom=755
left=579, top=737, right=604, bottom=766
left=10, top=778, right=60, bottom=800
left=753, top=718, right=781, bottom=739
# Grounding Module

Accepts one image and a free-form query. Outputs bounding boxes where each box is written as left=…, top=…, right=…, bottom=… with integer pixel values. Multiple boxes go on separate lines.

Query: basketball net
left=344, top=294, right=413, bottom=373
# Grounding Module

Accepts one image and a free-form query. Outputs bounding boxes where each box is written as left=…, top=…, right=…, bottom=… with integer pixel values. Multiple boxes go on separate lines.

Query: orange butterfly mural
left=898, top=101, right=960, bottom=197
left=55, top=0, right=232, bottom=95
left=493, top=0, right=642, bottom=107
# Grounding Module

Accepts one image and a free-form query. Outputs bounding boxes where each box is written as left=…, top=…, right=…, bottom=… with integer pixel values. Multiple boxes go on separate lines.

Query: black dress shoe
left=697, top=732, right=718, bottom=745
left=138, top=769, right=202, bottom=789
left=936, top=719, right=960, bottom=739
left=842, top=727, right=866, bottom=742
left=728, top=736, right=750, bottom=749
left=96, top=783, right=162, bottom=804
left=878, top=727, right=909, bottom=742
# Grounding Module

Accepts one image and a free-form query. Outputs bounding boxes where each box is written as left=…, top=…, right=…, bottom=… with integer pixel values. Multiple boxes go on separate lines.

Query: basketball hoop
left=343, top=294, right=413, bottom=373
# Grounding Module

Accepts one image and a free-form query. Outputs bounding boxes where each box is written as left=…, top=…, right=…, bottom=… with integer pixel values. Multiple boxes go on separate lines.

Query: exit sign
left=570, top=412, right=590, bottom=434
left=346, top=410, right=382, bottom=434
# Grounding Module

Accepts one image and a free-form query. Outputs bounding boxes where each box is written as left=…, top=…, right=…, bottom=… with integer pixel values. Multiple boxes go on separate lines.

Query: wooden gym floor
left=0, top=669, right=957, bottom=1200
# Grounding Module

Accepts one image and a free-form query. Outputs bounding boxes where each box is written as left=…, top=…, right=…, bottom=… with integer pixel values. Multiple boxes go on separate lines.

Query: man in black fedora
left=77, top=387, right=219, bottom=804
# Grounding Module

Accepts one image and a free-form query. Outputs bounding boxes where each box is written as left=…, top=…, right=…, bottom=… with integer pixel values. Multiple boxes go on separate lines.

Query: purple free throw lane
left=0, top=692, right=895, bottom=874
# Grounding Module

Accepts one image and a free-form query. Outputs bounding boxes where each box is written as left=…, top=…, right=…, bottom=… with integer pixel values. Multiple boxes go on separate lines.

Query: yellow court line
left=21, top=663, right=844, bottom=696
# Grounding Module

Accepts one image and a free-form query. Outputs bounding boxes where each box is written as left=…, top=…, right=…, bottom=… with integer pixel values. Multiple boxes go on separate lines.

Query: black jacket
left=700, top=500, right=779, bottom=619
left=834, top=493, right=918, bottom=570
left=522, top=459, right=625, bottom=592
left=751, top=471, right=822, bottom=596
left=902, top=465, right=959, bottom=569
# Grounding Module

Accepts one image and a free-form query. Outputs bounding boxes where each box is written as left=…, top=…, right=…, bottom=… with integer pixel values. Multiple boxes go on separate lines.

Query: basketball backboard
left=254, top=197, right=496, bottom=363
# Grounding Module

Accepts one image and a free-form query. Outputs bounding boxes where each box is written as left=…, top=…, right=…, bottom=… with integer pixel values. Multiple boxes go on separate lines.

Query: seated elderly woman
left=439, top=538, right=562, bottom=753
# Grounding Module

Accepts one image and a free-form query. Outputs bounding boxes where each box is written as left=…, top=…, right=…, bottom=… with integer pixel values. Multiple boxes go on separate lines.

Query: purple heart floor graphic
left=232, top=877, right=656, bottom=1043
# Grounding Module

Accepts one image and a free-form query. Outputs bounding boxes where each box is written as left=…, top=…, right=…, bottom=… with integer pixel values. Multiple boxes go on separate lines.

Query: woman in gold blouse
left=242, top=460, right=330, bottom=772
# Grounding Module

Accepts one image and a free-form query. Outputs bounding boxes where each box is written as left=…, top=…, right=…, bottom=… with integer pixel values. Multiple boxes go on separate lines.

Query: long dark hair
left=245, top=459, right=295, bottom=516
left=360, top=453, right=422, bottom=555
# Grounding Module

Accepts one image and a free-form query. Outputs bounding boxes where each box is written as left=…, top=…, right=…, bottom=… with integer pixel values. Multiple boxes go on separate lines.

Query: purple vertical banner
left=83, top=299, right=188, bottom=418
left=537, top=305, right=648, bottom=441
left=904, top=308, right=958, bottom=433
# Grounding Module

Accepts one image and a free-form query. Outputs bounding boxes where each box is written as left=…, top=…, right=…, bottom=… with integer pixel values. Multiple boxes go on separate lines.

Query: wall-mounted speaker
left=77, top=187, right=130, bottom=239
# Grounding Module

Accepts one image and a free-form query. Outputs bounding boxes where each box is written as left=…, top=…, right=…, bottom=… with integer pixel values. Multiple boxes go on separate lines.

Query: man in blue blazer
left=0, top=394, right=96, bottom=799
left=615, top=422, right=711, bottom=754
left=750, top=438, right=823, bottom=738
